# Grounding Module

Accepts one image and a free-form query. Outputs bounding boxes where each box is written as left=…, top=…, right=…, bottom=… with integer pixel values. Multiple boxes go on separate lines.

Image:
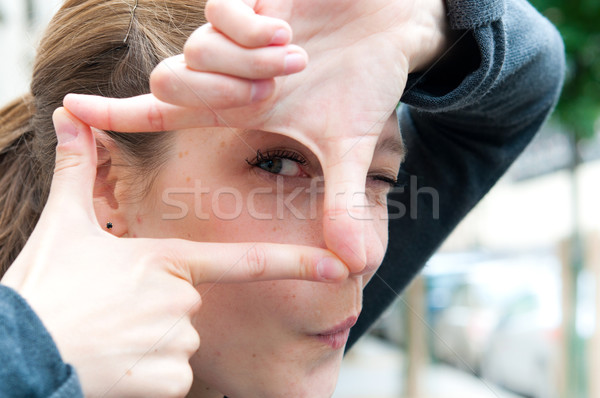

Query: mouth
left=312, top=316, right=358, bottom=350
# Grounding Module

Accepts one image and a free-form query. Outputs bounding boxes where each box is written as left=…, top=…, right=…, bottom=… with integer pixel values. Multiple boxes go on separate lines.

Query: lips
left=317, top=316, right=358, bottom=336
left=313, top=316, right=358, bottom=350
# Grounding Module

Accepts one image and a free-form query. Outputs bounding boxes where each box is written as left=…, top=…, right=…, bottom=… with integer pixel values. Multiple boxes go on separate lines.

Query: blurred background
left=0, top=1, right=598, bottom=397
left=336, top=1, right=600, bottom=397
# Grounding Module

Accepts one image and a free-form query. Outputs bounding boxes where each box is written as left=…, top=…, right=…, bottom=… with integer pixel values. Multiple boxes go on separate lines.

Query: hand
left=63, top=0, right=450, bottom=273
left=0, top=108, right=347, bottom=397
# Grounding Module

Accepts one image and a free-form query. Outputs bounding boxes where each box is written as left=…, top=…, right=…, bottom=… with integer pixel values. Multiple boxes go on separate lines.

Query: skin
left=65, top=0, right=451, bottom=274
left=0, top=0, right=453, bottom=395
left=60, top=0, right=451, bottom=395
left=94, top=115, right=403, bottom=397
left=2, top=109, right=351, bottom=398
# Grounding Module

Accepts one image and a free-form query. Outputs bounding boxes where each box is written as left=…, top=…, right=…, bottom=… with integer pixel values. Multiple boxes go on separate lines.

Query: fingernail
left=271, top=28, right=290, bottom=45
left=283, top=53, right=306, bottom=75
left=317, top=257, right=347, bottom=281
left=54, top=111, right=79, bottom=145
left=251, top=80, right=274, bottom=102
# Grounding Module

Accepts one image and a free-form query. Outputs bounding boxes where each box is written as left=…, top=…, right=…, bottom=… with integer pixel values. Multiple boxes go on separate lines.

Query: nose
left=321, top=160, right=386, bottom=276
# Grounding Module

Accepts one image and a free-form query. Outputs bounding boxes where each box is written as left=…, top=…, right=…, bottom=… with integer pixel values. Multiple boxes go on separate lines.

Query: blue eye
left=247, top=149, right=308, bottom=177
left=256, top=158, right=301, bottom=176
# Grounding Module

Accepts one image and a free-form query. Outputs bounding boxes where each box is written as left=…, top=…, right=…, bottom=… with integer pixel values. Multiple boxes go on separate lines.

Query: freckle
left=178, top=152, right=183, bottom=158
left=184, top=151, right=189, bottom=155
left=252, top=354, right=256, bottom=358
left=186, top=176, right=191, bottom=183
left=292, top=295, right=296, bottom=299
left=220, top=141, right=226, bottom=148
left=126, top=370, right=132, bottom=376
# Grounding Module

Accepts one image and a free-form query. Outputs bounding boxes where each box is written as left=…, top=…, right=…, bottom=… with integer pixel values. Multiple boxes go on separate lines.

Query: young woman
left=0, top=0, right=407, bottom=396
left=0, top=0, right=564, bottom=396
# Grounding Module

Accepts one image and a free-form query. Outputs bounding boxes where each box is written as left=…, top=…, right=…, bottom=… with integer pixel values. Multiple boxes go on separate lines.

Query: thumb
left=46, top=107, right=98, bottom=219
left=1, top=109, right=99, bottom=289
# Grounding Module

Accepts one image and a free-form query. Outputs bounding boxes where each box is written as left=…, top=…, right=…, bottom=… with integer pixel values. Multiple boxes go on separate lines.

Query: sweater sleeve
left=0, top=285, right=84, bottom=398
left=348, top=0, right=565, bottom=349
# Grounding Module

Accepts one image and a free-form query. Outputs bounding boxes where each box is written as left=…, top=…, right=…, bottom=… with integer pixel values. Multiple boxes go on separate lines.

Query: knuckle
left=214, top=79, right=245, bottom=106
left=149, top=62, right=172, bottom=98
left=164, top=365, right=194, bottom=398
left=204, top=0, right=223, bottom=21
left=180, top=286, right=202, bottom=311
left=178, top=365, right=195, bottom=397
left=183, top=26, right=213, bottom=70
left=183, top=41, right=206, bottom=70
left=244, top=245, right=268, bottom=279
left=246, top=23, right=271, bottom=46
left=297, top=252, right=313, bottom=280
left=53, top=152, right=84, bottom=174
left=146, top=100, right=165, bottom=131
left=182, top=327, right=201, bottom=355
left=248, top=53, right=281, bottom=76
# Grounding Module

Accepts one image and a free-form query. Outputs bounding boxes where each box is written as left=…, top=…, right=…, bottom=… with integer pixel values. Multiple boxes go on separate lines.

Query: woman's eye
left=369, top=175, right=399, bottom=190
left=256, top=157, right=303, bottom=177
left=248, top=150, right=309, bottom=178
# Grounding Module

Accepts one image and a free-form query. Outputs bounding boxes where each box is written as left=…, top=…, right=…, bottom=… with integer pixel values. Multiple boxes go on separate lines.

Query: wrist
left=407, top=0, right=455, bottom=74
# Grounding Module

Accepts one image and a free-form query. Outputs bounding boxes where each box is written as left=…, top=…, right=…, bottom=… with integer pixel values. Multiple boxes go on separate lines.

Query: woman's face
left=117, top=115, right=403, bottom=397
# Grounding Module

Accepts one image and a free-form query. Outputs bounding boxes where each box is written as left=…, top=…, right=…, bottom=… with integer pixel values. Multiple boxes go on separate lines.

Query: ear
left=92, top=129, right=131, bottom=237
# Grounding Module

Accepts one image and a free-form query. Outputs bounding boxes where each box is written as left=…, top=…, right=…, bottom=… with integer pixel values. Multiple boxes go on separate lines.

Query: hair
left=0, top=0, right=206, bottom=275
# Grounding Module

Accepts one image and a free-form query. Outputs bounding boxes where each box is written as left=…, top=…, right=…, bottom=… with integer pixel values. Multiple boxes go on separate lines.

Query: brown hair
left=0, top=0, right=206, bottom=274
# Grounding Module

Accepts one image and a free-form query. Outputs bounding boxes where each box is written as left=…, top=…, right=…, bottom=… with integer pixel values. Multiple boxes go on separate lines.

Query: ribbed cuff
left=446, top=0, right=505, bottom=29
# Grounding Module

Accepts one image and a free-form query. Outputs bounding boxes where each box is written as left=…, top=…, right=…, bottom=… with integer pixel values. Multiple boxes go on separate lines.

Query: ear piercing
left=106, top=222, right=113, bottom=230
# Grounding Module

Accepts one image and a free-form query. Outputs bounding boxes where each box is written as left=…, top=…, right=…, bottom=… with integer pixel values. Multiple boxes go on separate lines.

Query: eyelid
left=371, top=175, right=399, bottom=187
left=246, top=149, right=309, bottom=167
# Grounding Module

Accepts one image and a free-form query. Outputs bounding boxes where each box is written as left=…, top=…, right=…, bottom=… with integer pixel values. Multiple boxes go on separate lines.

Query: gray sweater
left=349, top=0, right=565, bottom=347
left=0, top=0, right=565, bottom=395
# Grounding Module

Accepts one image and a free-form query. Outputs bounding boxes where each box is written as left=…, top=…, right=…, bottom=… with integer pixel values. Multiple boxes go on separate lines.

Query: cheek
left=367, top=204, right=390, bottom=258
left=145, top=178, right=327, bottom=247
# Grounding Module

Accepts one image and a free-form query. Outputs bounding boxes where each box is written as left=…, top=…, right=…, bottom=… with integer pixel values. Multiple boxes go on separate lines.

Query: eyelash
left=372, top=169, right=409, bottom=190
left=371, top=175, right=400, bottom=188
left=246, top=149, right=403, bottom=190
left=246, top=149, right=309, bottom=168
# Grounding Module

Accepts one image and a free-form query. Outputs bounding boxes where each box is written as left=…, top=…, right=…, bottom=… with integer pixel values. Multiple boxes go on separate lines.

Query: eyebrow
left=375, top=135, right=405, bottom=161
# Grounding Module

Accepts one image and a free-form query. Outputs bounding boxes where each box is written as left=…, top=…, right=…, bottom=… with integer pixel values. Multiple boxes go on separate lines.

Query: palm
left=227, top=0, right=412, bottom=157
left=219, top=0, right=416, bottom=269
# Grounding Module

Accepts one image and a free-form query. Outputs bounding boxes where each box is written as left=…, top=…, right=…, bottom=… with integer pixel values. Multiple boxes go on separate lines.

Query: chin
left=197, top=349, right=344, bottom=398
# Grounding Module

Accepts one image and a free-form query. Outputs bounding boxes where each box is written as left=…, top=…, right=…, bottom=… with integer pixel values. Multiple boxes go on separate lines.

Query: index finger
left=63, top=93, right=222, bottom=133
left=151, top=240, right=349, bottom=285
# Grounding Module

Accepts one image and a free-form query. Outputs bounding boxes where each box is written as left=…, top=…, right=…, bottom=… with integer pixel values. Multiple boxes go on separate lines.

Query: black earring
left=106, top=222, right=113, bottom=230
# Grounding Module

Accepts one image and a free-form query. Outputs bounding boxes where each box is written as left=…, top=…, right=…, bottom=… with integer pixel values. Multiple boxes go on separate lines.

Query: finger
left=184, top=27, right=307, bottom=78
left=64, top=93, right=223, bottom=133
left=151, top=55, right=276, bottom=107
left=154, top=240, right=349, bottom=285
left=46, top=108, right=98, bottom=221
left=205, top=0, right=292, bottom=47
